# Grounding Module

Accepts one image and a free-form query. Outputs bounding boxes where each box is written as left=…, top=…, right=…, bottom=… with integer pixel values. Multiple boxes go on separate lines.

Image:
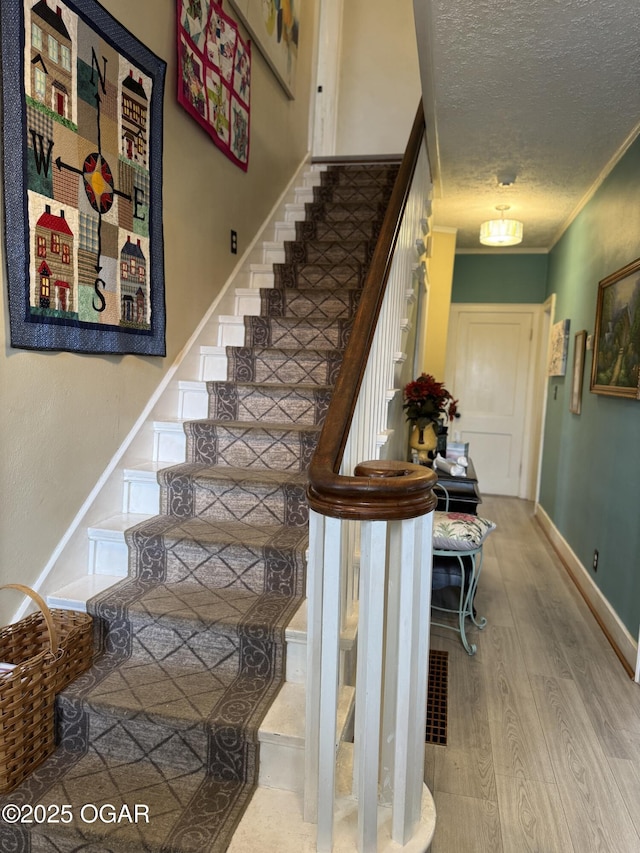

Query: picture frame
left=177, top=0, right=251, bottom=171
left=0, top=0, right=166, bottom=355
left=569, top=330, right=587, bottom=414
left=590, top=257, right=640, bottom=399
left=548, top=318, right=570, bottom=377
left=227, top=0, right=299, bottom=99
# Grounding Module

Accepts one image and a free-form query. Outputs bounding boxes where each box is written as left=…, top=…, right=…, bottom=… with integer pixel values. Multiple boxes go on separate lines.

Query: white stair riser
left=217, top=316, right=246, bottom=348
left=274, top=222, right=296, bottom=243
left=284, top=203, right=306, bottom=223
left=234, top=289, right=262, bottom=315
left=258, top=682, right=353, bottom=795
left=178, top=381, right=209, bottom=420
left=123, top=475, right=160, bottom=515
left=285, top=639, right=306, bottom=684
left=294, top=187, right=314, bottom=205
left=302, top=170, right=323, bottom=188
left=199, top=346, right=228, bottom=382
left=88, top=532, right=129, bottom=577
left=249, top=266, right=275, bottom=290
left=263, top=242, right=286, bottom=264
left=153, top=424, right=187, bottom=464
left=258, top=741, right=304, bottom=793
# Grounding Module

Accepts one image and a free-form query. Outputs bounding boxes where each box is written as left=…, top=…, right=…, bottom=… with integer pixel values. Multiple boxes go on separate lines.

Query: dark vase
left=436, top=422, right=448, bottom=457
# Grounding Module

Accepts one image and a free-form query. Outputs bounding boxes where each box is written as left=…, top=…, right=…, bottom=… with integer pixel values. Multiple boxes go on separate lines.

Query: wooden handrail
left=307, top=102, right=437, bottom=521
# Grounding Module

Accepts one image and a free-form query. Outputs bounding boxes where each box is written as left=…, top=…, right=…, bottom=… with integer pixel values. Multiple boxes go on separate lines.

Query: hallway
left=426, top=496, right=640, bottom=852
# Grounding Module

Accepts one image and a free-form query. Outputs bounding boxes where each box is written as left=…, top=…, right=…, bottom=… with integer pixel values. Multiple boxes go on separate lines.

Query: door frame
left=446, top=302, right=547, bottom=500
left=310, top=0, right=344, bottom=157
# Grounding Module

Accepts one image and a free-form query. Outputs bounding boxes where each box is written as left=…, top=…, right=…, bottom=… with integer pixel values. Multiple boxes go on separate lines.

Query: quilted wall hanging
left=0, top=0, right=166, bottom=356
left=177, top=0, right=251, bottom=171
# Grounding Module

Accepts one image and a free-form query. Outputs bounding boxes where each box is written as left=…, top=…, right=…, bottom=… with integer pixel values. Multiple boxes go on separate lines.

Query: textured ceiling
left=415, top=0, right=640, bottom=251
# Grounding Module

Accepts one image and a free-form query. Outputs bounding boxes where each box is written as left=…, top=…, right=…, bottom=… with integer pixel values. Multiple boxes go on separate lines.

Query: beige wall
left=335, top=0, right=421, bottom=155
left=0, top=0, right=317, bottom=620
left=423, top=227, right=457, bottom=379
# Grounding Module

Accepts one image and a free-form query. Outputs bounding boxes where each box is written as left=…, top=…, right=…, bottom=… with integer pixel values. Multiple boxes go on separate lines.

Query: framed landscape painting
left=590, top=258, right=640, bottom=399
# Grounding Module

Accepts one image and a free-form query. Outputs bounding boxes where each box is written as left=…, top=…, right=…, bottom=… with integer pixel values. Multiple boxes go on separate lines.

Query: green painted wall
left=540, top=136, right=640, bottom=638
left=451, top=253, right=548, bottom=303
left=449, top=144, right=640, bottom=640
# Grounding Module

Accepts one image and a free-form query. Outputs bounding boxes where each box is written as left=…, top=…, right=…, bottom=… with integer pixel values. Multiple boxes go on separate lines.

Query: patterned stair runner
left=0, top=162, right=399, bottom=853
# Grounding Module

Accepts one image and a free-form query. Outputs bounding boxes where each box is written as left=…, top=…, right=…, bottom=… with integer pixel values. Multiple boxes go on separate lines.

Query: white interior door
left=446, top=305, right=542, bottom=497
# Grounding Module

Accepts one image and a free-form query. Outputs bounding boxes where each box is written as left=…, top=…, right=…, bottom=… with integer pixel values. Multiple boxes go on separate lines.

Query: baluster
left=305, top=509, right=324, bottom=824
left=390, top=514, right=433, bottom=843
left=354, top=519, right=388, bottom=851
left=316, top=514, right=343, bottom=852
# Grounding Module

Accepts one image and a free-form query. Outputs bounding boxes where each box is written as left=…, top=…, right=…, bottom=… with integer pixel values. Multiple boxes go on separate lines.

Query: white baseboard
left=534, top=502, right=638, bottom=678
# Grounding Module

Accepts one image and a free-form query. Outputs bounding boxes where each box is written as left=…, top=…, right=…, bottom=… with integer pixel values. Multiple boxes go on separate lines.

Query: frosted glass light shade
left=479, top=218, right=523, bottom=246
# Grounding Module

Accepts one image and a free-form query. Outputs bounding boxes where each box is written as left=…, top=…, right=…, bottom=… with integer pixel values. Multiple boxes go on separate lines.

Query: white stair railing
left=305, top=104, right=438, bottom=852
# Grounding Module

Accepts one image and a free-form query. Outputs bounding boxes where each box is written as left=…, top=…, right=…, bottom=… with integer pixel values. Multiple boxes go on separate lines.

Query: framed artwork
left=590, top=257, right=640, bottom=399
left=569, top=330, right=587, bottom=414
left=177, top=0, right=251, bottom=171
left=1, top=0, right=166, bottom=355
left=228, top=0, right=298, bottom=98
left=548, top=318, right=571, bottom=377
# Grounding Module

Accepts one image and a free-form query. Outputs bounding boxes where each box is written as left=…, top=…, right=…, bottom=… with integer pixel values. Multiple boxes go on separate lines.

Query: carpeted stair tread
left=5, top=751, right=251, bottom=853
left=207, top=381, right=332, bottom=426
left=123, top=514, right=307, bottom=589
left=125, top=580, right=298, bottom=632
left=125, top=514, right=309, bottom=556
left=63, top=656, right=242, bottom=730
left=158, top=462, right=309, bottom=526
left=185, top=418, right=323, bottom=433
left=304, top=200, right=387, bottom=224
left=273, top=261, right=365, bottom=289
left=225, top=345, right=343, bottom=386
left=320, top=163, right=399, bottom=186
left=184, top=420, right=320, bottom=471
left=284, top=238, right=371, bottom=266
left=312, top=183, right=394, bottom=204
left=295, top=219, right=380, bottom=242
left=259, top=286, right=360, bottom=320
left=243, top=315, right=351, bottom=351
left=58, top=588, right=296, bottom=728
left=159, top=462, right=308, bottom=489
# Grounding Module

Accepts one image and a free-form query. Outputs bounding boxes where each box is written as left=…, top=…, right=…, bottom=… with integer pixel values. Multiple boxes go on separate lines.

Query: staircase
left=0, top=162, right=400, bottom=852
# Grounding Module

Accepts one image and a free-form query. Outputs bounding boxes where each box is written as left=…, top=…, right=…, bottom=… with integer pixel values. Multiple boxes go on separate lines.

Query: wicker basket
left=0, top=584, right=93, bottom=794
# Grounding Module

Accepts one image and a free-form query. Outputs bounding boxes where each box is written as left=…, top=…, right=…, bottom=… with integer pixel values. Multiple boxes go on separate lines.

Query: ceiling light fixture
left=479, top=204, right=523, bottom=247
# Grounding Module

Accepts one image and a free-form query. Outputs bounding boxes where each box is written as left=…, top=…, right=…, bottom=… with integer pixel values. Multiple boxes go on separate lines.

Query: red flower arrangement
left=403, top=373, right=459, bottom=428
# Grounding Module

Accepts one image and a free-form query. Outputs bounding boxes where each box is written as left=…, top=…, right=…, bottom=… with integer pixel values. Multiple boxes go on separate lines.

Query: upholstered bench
left=430, top=506, right=496, bottom=655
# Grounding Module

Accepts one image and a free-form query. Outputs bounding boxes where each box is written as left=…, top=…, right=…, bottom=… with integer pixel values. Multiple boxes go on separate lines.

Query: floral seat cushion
left=432, top=511, right=496, bottom=551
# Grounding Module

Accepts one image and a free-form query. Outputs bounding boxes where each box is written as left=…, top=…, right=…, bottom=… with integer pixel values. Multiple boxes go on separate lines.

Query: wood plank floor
left=426, top=496, right=640, bottom=853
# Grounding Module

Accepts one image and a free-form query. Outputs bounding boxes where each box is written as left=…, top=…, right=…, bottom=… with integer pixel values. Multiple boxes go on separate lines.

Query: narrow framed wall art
left=1, top=0, right=167, bottom=355
left=569, top=329, right=587, bottom=414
